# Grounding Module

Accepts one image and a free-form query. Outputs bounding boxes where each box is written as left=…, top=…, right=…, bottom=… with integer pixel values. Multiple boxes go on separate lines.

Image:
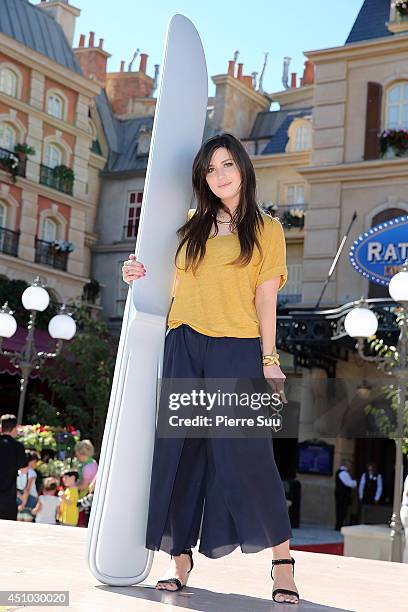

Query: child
left=58, top=470, right=79, bottom=526
left=31, top=477, right=61, bottom=524
left=16, top=450, right=40, bottom=522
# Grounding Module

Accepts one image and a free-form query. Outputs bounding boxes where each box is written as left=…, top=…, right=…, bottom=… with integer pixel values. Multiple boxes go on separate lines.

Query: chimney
left=228, top=60, right=235, bottom=77
left=291, top=72, right=297, bottom=88
left=73, top=30, right=111, bottom=85
left=302, top=59, right=314, bottom=85
left=139, top=53, right=148, bottom=74
left=243, top=75, right=253, bottom=88
left=237, top=63, right=243, bottom=81
left=37, top=0, right=81, bottom=47
left=105, top=52, right=155, bottom=118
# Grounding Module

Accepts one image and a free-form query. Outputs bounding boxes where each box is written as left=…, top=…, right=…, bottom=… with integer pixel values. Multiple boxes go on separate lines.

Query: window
left=44, top=143, right=62, bottom=168
left=294, top=125, right=311, bottom=151
left=47, top=93, right=64, bottom=120
left=279, top=263, right=303, bottom=304
left=116, top=261, right=129, bottom=316
left=0, top=123, right=16, bottom=150
left=41, top=217, right=57, bottom=242
left=385, top=82, right=408, bottom=129
left=0, top=67, right=17, bottom=97
left=286, top=184, right=305, bottom=205
left=125, top=191, right=143, bottom=238
left=0, top=201, right=7, bottom=228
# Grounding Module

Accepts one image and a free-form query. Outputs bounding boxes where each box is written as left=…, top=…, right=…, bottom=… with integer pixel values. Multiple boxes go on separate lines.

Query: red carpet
left=291, top=542, right=344, bottom=555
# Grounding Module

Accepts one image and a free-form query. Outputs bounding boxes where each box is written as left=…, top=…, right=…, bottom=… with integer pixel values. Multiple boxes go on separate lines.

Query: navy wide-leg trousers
left=145, top=323, right=292, bottom=559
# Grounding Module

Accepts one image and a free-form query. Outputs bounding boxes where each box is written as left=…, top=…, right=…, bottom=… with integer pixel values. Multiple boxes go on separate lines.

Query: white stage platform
left=0, top=520, right=407, bottom=611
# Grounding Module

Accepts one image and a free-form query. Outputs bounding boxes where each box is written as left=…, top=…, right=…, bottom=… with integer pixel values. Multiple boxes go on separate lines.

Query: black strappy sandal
left=271, top=556, right=299, bottom=604
left=155, top=548, right=194, bottom=592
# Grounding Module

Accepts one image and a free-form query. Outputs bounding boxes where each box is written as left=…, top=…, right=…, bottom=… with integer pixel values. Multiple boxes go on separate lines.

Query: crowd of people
left=0, top=414, right=98, bottom=527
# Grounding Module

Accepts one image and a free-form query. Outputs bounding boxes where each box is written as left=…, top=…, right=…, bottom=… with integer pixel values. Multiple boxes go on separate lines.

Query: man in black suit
left=0, top=414, right=28, bottom=520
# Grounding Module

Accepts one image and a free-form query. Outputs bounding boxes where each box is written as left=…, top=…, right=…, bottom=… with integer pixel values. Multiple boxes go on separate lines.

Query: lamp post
left=0, top=276, right=77, bottom=424
left=344, top=259, right=408, bottom=563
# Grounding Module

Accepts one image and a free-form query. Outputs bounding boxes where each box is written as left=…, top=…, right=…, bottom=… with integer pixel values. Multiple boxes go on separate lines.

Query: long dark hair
left=174, top=133, right=265, bottom=275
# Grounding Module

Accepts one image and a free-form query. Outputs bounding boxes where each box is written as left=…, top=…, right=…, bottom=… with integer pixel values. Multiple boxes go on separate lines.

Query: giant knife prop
left=87, top=14, right=208, bottom=585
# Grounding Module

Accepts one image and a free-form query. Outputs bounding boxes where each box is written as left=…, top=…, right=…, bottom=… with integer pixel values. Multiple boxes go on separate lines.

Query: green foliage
left=28, top=304, right=117, bottom=455
left=365, top=309, right=408, bottom=454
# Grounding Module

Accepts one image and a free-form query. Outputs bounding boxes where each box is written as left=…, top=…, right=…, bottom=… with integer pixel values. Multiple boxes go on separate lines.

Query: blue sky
left=70, top=0, right=363, bottom=95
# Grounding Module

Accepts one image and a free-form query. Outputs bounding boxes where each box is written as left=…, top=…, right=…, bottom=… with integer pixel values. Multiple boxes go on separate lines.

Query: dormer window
left=295, top=125, right=311, bottom=151
left=137, top=125, right=151, bottom=156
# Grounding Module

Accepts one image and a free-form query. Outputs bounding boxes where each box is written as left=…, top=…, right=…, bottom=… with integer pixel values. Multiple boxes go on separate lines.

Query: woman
left=74, top=440, right=98, bottom=527
left=122, top=133, right=299, bottom=604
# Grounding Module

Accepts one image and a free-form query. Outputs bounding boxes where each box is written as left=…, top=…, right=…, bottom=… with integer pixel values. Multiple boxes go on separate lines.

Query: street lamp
left=344, top=259, right=408, bottom=562
left=0, top=276, right=77, bottom=425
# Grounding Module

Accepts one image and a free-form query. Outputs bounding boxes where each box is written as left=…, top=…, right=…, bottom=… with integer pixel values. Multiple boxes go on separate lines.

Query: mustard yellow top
left=59, top=486, right=79, bottom=526
left=167, top=209, right=288, bottom=338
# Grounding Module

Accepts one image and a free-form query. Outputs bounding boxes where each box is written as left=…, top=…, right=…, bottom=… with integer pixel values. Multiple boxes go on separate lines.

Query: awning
left=0, top=327, right=58, bottom=377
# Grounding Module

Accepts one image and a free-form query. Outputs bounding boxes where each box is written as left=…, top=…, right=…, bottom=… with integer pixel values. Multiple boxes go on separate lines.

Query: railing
left=34, top=237, right=69, bottom=271
left=39, top=164, right=73, bottom=195
left=276, top=297, right=400, bottom=377
left=0, top=147, right=26, bottom=178
left=272, top=204, right=307, bottom=230
left=0, top=226, right=19, bottom=257
left=123, top=220, right=140, bottom=240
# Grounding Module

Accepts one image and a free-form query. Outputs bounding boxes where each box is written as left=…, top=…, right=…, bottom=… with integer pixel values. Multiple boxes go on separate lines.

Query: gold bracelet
left=262, top=352, right=280, bottom=367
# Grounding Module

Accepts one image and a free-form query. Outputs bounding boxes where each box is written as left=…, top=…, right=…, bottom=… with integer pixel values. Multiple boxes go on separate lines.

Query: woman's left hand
left=263, top=365, right=288, bottom=404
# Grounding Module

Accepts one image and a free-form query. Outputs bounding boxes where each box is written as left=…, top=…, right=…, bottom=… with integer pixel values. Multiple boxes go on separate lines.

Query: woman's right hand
left=122, top=254, right=146, bottom=284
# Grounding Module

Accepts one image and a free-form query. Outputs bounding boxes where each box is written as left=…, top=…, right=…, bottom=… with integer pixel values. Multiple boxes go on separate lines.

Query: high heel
left=271, top=556, right=299, bottom=604
left=155, top=548, right=194, bottom=591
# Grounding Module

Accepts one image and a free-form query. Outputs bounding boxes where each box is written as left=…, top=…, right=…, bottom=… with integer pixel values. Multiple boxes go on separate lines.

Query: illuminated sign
left=349, top=215, right=408, bottom=285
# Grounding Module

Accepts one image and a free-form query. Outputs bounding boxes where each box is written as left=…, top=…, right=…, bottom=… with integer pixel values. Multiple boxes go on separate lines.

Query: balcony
left=271, top=204, right=306, bottom=230
left=0, top=147, right=26, bottom=179
left=34, top=237, right=68, bottom=271
left=122, top=219, right=140, bottom=240
left=0, top=226, right=19, bottom=257
left=39, top=164, right=73, bottom=196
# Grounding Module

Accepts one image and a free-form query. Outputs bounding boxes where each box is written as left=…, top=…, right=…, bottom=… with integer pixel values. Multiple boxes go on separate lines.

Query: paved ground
left=1, top=519, right=407, bottom=612
left=291, top=523, right=344, bottom=546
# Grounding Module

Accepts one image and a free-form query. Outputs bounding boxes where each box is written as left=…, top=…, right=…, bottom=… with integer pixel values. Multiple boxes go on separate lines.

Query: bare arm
left=255, top=276, right=287, bottom=403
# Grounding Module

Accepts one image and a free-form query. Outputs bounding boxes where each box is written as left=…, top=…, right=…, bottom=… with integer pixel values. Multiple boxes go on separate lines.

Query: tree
left=27, top=305, right=117, bottom=455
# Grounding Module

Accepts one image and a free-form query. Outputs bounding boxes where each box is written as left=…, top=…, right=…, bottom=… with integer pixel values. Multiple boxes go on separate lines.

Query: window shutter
left=364, top=82, right=382, bottom=160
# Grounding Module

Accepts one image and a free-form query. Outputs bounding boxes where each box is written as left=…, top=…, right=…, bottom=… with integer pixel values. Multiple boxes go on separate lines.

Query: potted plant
left=2, top=153, right=20, bottom=184
left=82, top=279, right=101, bottom=304
left=281, top=207, right=305, bottom=229
left=14, top=142, right=36, bottom=163
left=379, top=128, right=408, bottom=158
left=51, top=239, right=74, bottom=253
left=52, top=164, right=74, bottom=184
left=395, top=0, right=408, bottom=19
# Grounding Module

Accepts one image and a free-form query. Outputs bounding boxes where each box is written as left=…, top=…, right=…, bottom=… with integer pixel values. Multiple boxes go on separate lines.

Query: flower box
left=379, top=128, right=408, bottom=158
left=395, top=1, right=408, bottom=19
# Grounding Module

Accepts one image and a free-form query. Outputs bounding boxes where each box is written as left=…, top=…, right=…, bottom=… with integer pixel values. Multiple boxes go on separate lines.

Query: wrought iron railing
left=270, top=204, right=307, bottom=230
left=0, top=146, right=26, bottom=178
left=276, top=298, right=400, bottom=377
left=0, top=226, right=19, bottom=257
left=39, top=164, right=73, bottom=195
left=34, top=237, right=69, bottom=271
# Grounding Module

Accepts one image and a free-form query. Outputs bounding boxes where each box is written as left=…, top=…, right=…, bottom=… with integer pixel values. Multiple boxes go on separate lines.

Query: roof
left=345, top=0, right=393, bottom=44
left=253, top=108, right=312, bottom=155
left=95, top=90, right=154, bottom=174
left=96, top=93, right=219, bottom=175
left=0, top=0, right=83, bottom=74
